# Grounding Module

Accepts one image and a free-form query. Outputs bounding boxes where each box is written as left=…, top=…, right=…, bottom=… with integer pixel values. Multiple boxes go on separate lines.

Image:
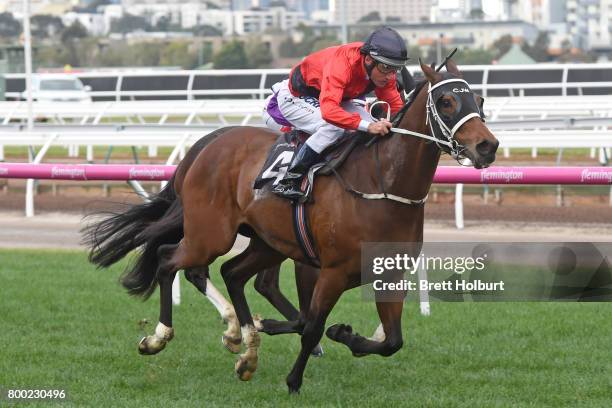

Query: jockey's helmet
left=361, top=27, right=409, bottom=68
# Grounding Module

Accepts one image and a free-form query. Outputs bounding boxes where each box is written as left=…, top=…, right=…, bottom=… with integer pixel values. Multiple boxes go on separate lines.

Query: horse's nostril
left=476, top=140, right=498, bottom=156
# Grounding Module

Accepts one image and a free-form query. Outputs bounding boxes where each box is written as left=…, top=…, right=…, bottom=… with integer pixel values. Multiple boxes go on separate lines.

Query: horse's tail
left=83, top=176, right=184, bottom=299
left=83, top=126, right=237, bottom=299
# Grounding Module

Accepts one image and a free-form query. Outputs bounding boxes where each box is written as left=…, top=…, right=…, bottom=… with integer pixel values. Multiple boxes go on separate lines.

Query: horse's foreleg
left=295, top=262, right=319, bottom=316
left=326, top=300, right=404, bottom=358
left=138, top=244, right=181, bottom=355
left=184, top=267, right=242, bottom=354
left=286, top=270, right=346, bottom=393
left=295, top=262, right=323, bottom=356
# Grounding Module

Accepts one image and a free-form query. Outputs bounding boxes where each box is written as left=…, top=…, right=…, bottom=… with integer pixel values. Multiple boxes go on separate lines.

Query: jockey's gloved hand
left=368, top=119, right=392, bottom=136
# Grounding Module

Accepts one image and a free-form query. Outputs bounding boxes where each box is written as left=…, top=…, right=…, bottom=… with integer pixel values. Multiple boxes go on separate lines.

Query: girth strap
left=291, top=178, right=321, bottom=267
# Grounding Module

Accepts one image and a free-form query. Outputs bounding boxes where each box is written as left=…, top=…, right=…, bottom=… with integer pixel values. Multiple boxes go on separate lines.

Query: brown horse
left=88, top=59, right=498, bottom=393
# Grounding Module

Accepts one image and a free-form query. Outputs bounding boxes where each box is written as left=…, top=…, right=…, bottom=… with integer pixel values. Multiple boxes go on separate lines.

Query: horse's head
left=419, top=59, right=498, bottom=169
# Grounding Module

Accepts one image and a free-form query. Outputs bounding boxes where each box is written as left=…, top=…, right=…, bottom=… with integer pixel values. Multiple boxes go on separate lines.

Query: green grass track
left=1, top=250, right=611, bottom=407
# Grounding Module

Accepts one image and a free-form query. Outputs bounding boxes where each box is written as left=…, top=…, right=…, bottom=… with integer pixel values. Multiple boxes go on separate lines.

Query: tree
left=522, top=31, right=550, bottom=62
left=455, top=48, right=495, bottom=65
left=279, top=24, right=336, bottom=58
left=469, top=8, right=484, bottom=20
left=245, top=40, right=273, bottom=68
left=160, top=41, right=197, bottom=69
left=131, top=42, right=161, bottom=66
left=0, top=12, right=22, bottom=38
left=60, top=21, right=88, bottom=44
left=96, top=42, right=130, bottom=66
left=60, top=21, right=89, bottom=66
left=349, top=27, right=372, bottom=43
left=490, top=34, right=513, bottom=59
left=358, top=11, right=382, bottom=23
left=31, top=15, right=64, bottom=38
left=279, top=37, right=299, bottom=58
left=213, top=40, right=249, bottom=69
left=110, top=14, right=151, bottom=34
left=35, top=45, right=71, bottom=68
left=423, top=43, right=451, bottom=65
left=154, top=15, right=171, bottom=31
left=407, top=45, right=421, bottom=61
left=556, top=40, right=596, bottom=63
left=311, top=36, right=340, bottom=53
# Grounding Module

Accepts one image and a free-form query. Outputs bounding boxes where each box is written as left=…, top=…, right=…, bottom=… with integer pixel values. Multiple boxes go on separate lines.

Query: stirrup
left=272, top=181, right=305, bottom=200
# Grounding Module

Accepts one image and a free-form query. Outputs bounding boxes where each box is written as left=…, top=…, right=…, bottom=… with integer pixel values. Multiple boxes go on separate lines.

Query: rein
left=324, top=143, right=428, bottom=205
left=329, top=76, right=481, bottom=206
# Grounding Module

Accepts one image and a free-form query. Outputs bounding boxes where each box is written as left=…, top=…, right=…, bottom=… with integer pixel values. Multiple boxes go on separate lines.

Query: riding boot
left=273, top=144, right=321, bottom=200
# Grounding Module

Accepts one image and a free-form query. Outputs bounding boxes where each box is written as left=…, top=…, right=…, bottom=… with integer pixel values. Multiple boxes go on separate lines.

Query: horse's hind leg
left=253, top=264, right=299, bottom=321
left=138, top=243, right=182, bottom=355
left=221, top=237, right=286, bottom=381
left=256, top=262, right=324, bottom=356
left=184, top=267, right=242, bottom=354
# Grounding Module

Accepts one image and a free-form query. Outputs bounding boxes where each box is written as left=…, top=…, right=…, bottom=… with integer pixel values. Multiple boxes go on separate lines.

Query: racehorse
left=85, top=59, right=498, bottom=393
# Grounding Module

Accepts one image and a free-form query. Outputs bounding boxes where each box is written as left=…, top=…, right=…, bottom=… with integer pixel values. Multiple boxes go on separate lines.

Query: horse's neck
left=380, top=87, right=441, bottom=199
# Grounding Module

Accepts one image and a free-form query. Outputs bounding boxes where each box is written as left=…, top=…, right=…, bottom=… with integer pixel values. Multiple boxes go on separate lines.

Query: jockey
left=263, top=26, right=409, bottom=200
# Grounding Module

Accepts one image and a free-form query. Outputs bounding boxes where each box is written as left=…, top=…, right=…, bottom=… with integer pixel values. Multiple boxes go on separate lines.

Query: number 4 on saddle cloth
left=253, top=129, right=369, bottom=204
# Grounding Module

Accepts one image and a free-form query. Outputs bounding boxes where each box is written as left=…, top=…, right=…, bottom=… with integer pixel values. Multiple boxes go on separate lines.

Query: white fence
left=2, top=95, right=611, bottom=124
left=4, top=63, right=612, bottom=100
left=0, top=95, right=611, bottom=163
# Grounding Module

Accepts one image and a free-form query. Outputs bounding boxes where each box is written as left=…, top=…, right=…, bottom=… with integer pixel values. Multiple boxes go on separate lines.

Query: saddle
left=254, top=129, right=371, bottom=199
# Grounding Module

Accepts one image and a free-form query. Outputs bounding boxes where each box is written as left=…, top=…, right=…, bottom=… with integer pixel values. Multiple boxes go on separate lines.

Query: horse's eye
left=441, top=99, right=451, bottom=108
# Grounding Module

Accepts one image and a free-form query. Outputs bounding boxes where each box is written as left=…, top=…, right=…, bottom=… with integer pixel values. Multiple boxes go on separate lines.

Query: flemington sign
left=0, top=163, right=611, bottom=184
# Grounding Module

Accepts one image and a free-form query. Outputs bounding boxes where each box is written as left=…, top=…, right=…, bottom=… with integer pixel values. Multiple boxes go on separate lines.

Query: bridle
left=370, top=76, right=485, bottom=166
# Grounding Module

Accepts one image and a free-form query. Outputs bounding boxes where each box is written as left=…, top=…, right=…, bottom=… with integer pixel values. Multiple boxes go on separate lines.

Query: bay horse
left=87, top=59, right=498, bottom=393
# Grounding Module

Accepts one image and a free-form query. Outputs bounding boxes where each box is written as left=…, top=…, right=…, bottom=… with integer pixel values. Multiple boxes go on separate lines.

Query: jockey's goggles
left=375, top=62, right=403, bottom=75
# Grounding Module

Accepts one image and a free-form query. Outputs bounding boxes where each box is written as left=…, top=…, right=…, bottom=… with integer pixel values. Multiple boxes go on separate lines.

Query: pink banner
left=0, top=163, right=175, bottom=181
left=0, top=163, right=610, bottom=185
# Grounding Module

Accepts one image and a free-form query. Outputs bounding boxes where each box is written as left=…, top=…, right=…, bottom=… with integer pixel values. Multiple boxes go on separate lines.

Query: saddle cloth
left=253, top=130, right=370, bottom=201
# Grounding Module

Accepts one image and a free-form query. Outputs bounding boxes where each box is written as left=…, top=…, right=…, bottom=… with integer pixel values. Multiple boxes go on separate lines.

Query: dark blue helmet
left=361, top=27, right=409, bottom=68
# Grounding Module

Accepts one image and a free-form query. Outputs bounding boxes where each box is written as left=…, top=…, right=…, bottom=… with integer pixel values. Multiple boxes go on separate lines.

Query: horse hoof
left=138, top=336, right=166, bottom=355
left=235, top=356, right=256, bottom=381
left=222, top=335, right=242, bottom=354
left=286, top=376, right=301, bottom=394
left=311, top=344, right=324, bottom=357
left=326, top=324, right=351, bottom=342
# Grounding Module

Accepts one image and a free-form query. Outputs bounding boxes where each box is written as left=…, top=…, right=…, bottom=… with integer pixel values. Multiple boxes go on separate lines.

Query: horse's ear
left=419, top=58, right=441, bottom=83
left=446, top=59, right=462, bottom=78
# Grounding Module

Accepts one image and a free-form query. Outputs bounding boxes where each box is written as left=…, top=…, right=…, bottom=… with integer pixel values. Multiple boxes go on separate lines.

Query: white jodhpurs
left=268, top=80, right=374, bottom=154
